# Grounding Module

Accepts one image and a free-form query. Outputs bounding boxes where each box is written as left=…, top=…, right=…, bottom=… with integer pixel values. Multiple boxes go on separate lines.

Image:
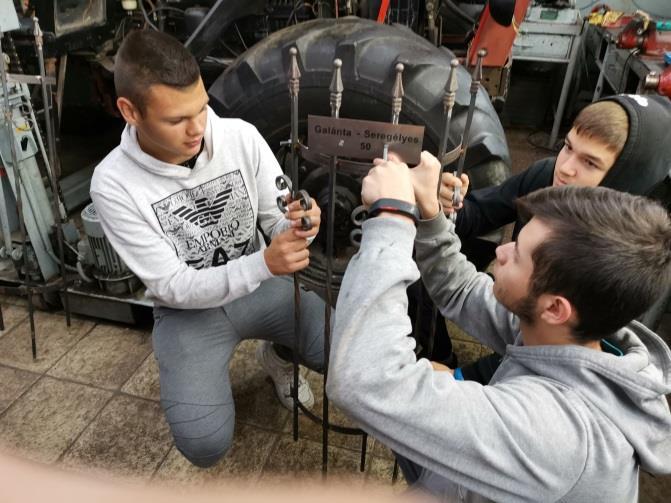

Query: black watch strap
left=368, top=198, right=421, bottom=225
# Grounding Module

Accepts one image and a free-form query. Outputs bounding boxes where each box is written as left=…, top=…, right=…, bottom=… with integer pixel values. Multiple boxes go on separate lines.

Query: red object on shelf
left=617, top=23, right=671, bottom=56
left=657, top=66, right=671, bottom=97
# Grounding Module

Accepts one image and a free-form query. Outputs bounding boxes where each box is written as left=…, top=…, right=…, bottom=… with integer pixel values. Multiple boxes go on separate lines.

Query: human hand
left=431, top=361, right=455, bottom=373
left=439, top=172, right=469, bottom=215
left=264, top=228, right=310, bottom=275
left=407, top=151, right=442, bottom=219
left=361, top=156, right=416, bottom=223
left=285, top=197, right=321, bottom=240
left=363, top=156, right=415, bottom=206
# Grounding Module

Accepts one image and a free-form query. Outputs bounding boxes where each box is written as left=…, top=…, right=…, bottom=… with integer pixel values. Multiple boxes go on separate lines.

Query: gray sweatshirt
left=328, top=214, right=671, bottom=502
left=90, top=108, right=290, bottom=308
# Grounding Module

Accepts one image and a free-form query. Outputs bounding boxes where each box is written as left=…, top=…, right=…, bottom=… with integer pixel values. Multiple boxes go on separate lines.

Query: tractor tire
left=208, top=16, right=511, bottom=293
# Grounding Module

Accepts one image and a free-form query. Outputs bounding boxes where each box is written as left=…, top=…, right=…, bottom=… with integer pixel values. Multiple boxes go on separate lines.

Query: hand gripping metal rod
left=288, top=47, right=302, bottom=443
left=350, top=63, right=406, bottom=247
left=322, top=58, right=343, bottom=475
left=450, top=48, right=486, bottom=223
left=0, top=31, right=37, bottom=359
left=34, top=17, right=70, bottom=326
left=437, top=59, right=459, bottom=199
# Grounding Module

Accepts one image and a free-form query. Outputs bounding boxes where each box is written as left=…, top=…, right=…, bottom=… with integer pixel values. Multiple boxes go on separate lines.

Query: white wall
left=575, top=0, right=670, bottom=18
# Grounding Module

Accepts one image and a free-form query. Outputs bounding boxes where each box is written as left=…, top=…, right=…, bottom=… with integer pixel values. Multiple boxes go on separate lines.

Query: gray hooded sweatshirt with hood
left=328, top=214, right=671, bottom=502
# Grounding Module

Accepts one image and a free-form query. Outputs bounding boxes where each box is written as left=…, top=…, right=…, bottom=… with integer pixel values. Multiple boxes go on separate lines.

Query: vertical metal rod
left=34, top=18, right=70, bottom=326
left=323, top=58, right=343, bottom=476
left=548, top=27, right=582, bottom=149
left=0, top=158, right=14, bottom=254
left=383, top=63, right=404, bottom=160
left=426, top=59, right=459, bottom=361
left=288, top=47, right=301, bottom=442
left=32, top=20, right=57, bottom=182
left=451, top=48, right=486, bottom=221
left=437, top=59, right=459, bottom=199
left=359, top=433, right=368, bottom=472
left=0, top=31, right=37, bottom=359
left=592, top=41, right=610, bottom=102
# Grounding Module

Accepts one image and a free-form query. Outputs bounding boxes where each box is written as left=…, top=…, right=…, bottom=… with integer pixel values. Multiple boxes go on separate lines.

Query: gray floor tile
left=60, top=394, right=172, bottom=480
left=154, top=423, right=278, bottom=483
left=0, top=304, right=28, bottom=337
left=0, top=294, right=27, bottom=307
left=366, top=455, right=407, bottom=491
left=122, top=353, right=160, bottom=401
left=229, top=347, right=289, bottom=431
left=640, top=472, right=671, bottom=503
left=0, top=376, right=112, bottom=463
left=0, top=311, right=94, bottom=373
left=371, top=438, right=395, bottom=461
left=48, top=323, right=152, bottom=390
left=506, top=128, right=550, bottom=175
left=446, top=320, right=479, bottom=344
left=261, top=434, right=367, bottom=485
left=0, top=365, right=40, bottom=415
left=452, top=340, right=485, bottom=368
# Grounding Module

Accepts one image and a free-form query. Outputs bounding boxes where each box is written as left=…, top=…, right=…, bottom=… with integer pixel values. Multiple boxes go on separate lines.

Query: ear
left=116, top=97, right=141, bottom=126
left=538, top=294, right=574, bottom=326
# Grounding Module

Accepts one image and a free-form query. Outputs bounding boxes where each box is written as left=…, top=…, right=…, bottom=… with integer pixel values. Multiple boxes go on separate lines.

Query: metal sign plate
left=308, top=115, right=424, bottom=164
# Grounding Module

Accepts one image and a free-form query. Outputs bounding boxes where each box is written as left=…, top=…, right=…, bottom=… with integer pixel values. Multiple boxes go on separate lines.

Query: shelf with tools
left=587, top=23, right=670, bottom=100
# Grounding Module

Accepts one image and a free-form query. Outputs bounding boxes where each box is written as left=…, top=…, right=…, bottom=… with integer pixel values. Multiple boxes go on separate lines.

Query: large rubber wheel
left=209, top=16, right=511, bottom=293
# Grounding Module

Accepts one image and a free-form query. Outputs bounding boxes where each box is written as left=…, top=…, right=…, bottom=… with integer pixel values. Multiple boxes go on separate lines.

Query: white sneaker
left=255, top=341, right=315, bottom=411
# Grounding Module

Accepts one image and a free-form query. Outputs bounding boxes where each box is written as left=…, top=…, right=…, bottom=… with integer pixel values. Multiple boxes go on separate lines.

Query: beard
left=495, top=285, right=538, bottom=325
left=511, top=293, right=538, bottom=325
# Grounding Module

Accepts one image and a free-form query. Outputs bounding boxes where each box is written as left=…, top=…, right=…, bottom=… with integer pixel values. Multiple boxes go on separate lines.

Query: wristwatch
left=367, top=198, right=421, bottom=225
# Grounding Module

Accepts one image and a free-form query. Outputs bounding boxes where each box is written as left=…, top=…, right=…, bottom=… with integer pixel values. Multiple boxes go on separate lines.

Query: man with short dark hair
left=91, top=30, right=326, bottom=467
left=327, top=152, right=671, bottom=502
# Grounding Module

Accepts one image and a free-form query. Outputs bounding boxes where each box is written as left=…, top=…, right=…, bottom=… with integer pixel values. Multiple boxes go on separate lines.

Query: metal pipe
left=322, top=58, right=343, bottom=475
left=288, top=47, right=302, bottom=443
left=33, top=17, right=70, bottom=327
left=426, top=58, right=459, bottom=361
left=383, top=63, right=404, bottom=160
left=0, top=155, right=14, bottom=255
left=0, top=30, right=37, bottom=359
left=437, top=58, right=459, bottom=199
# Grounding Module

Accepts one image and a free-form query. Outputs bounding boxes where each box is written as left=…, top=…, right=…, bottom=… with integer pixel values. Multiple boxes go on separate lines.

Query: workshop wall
left=576, top=0, right=670, bottom=18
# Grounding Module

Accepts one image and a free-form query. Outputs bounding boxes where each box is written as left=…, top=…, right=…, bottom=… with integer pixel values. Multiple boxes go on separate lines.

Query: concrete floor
left=0, top=128, right=669, bottom=500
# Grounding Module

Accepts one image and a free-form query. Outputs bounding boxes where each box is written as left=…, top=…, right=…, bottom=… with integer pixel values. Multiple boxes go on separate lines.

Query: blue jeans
left=152, top=276, right=326, bottom=467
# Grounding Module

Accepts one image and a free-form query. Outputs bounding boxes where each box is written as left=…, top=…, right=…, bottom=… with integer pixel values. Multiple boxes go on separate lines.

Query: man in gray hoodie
left=327, top=152, right=671, bottom=502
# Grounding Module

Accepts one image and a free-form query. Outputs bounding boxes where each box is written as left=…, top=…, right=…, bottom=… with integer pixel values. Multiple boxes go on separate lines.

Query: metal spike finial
left=288, top=47, right=301, bottom=97
left=329, top=58, right=343, bottom=118
left=442, top=58, right=459, bottom=114
left=391, top=63, right=404, bottom=124
left=471, top=48, right=487, bottom=90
